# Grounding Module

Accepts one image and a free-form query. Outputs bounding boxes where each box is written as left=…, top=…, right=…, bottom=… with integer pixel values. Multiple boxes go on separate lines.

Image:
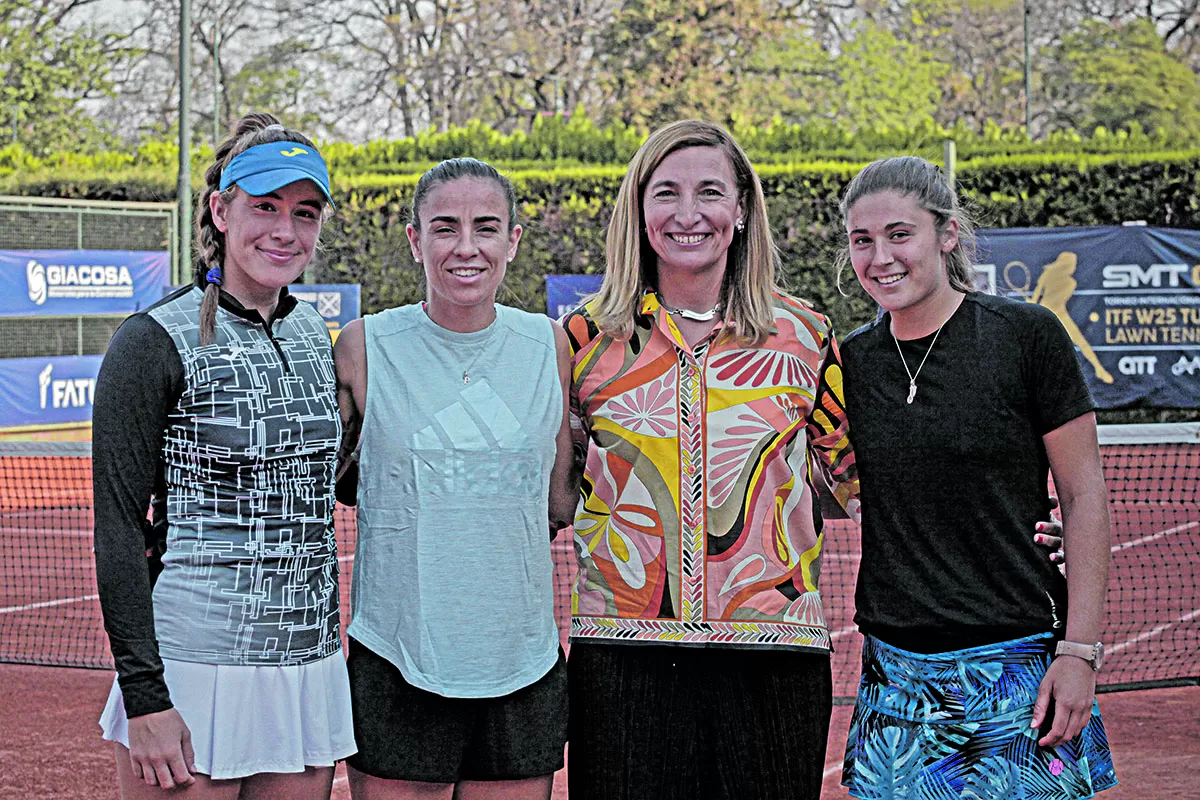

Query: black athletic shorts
left=346, top=638, right=568, bottom=783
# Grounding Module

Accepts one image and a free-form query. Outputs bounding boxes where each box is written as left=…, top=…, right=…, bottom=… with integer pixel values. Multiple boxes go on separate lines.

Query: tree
left=102, top=0, right=335, bottom=145
left=592, top=0, right=780, bottom=128
left=1041, top=18, right=1200, bottom=138
left=828, top=20, right=948, bottom=131
left=312, top=0, right=617, bottom=139
left=0, top=0, right=129, bottom=154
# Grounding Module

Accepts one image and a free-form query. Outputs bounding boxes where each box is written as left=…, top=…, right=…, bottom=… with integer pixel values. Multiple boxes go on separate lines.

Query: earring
left=735, top=219, right=745, bottom=232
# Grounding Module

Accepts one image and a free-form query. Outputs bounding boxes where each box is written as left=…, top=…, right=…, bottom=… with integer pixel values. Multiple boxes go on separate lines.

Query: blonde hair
left=591, top=120, right=778, bottom=344
left=195, top=112, right=325, bottom=346
left=835, top=156, right=978, bottom=294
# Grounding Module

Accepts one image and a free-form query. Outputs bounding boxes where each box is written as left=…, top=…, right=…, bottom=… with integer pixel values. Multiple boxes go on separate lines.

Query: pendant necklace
left=661, top=300, right=722, bottom=322
left=893, top=322, right=947, bottom=404
left=422, top=301, right=489, bottom=384
left=458, top=343, right=489, bottom=385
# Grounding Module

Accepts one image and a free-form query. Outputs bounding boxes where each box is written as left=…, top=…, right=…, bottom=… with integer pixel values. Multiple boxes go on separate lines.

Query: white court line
left=0, top=555, right=355, bottom=616
left=0, top=526, right=92, bottom=536
left=1111, top=520, right=1199, bottom=553
left=1110, top=607, right=1200, bottom=654
left=0, top=509, right=90, bottom=521
left=0, top=593, right=99, bottom=614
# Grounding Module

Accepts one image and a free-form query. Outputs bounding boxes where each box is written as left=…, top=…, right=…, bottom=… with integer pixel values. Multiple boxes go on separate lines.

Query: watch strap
left=1055, top=640, right=1103, bottom=671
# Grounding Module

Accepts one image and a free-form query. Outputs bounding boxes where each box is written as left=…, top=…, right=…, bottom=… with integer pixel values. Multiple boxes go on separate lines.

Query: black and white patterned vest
left=148, top=286, right=342, bottom=665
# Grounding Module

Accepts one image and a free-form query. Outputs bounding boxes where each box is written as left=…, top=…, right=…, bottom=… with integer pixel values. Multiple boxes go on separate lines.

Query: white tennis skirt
left=100, top=652, right=357, bottom=780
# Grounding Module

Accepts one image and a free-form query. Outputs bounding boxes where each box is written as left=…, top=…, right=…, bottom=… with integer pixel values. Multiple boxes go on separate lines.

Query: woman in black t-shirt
left=836, top=156, right=1117, bottom=799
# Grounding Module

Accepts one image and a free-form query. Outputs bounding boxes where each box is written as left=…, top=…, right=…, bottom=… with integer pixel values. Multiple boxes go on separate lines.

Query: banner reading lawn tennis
left=976, top=226, right=1200, bottom=408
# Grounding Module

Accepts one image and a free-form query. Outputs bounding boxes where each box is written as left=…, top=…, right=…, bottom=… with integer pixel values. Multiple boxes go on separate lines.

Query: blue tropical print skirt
left=842, top=632, right=1117, bottom=799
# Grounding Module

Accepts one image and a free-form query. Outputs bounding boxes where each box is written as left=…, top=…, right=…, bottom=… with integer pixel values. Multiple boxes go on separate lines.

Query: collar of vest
left=191, top=274, right=300, bottom=325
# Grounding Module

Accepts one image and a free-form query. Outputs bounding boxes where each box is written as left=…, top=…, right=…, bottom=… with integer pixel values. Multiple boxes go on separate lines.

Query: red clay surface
left=0, top=663, right=1194, bottom=799
left=2, top=446, right=1198, bottom=797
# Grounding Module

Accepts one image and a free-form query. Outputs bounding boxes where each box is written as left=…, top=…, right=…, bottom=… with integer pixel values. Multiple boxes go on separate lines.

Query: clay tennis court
left=1, top=438, right=1198, bottom=798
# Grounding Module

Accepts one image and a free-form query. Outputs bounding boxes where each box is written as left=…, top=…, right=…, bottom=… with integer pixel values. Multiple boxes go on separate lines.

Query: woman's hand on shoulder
left=126, top=707, right=196, bottom=789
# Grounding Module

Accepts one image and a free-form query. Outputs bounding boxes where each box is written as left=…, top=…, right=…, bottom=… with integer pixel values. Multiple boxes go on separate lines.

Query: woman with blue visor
left=93, top=112, right=355, bottom=798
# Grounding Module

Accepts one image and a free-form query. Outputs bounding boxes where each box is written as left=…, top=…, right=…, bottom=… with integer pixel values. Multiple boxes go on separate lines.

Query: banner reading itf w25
left=976, top=226, right=1200, bottom=409
left=0, top=249, right=170, bottom=317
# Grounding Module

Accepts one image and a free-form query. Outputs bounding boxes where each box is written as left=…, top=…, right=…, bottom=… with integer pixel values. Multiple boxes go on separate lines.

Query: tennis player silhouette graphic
left=1029, top=251, right=1115, bottom=384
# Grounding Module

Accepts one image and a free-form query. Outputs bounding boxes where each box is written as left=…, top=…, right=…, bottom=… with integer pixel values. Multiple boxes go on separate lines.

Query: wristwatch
left=1055, top=640, right=1105, bottom=671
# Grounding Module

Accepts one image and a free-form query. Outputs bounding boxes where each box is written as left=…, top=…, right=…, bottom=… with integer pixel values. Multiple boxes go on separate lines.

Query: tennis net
left=1, top=425, right=1197, bottom=698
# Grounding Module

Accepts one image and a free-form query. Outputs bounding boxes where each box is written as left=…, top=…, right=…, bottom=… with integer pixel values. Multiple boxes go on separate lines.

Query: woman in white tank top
left=332, top=158, right=576, bottom=800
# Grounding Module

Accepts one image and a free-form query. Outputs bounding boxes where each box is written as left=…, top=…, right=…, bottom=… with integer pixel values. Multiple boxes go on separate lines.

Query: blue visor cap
left=219, top=141, right=335, bottom=209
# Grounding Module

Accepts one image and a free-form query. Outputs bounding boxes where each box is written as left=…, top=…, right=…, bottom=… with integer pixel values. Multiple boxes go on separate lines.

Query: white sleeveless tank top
left=347, top=303, right=562, bottom=697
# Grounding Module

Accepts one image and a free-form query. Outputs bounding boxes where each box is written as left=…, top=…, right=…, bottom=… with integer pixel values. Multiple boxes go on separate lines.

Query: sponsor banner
left=0, top=250, right=169, bottom=317
left=0, top=355, right=103, bottom=428
left=546, top=274, right=602, bottom=319
left=288, top=284, right=361, bottom=331
left=976, top=226, right=1200, bottom=408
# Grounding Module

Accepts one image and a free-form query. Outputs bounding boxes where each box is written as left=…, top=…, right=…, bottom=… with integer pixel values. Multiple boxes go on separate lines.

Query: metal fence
left=0, top=196, right=178, bottom=359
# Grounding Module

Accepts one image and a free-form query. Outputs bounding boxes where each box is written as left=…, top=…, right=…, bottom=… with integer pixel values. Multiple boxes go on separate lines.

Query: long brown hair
left=195, top=113, right=323, bottom=346
left=590, top=120, right=778, bottom=344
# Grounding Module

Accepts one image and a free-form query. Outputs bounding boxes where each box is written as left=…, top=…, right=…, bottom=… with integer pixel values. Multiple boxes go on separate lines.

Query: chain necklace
left=421, top=301, right=490, bottom=384
left=893, top=322, right=947, bottom=404
left=660, top=300, right=723, bottom=322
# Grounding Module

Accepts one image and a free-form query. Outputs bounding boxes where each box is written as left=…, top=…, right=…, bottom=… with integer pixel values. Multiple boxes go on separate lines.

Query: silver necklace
left=421, top=301, right=489, bottom=384
left=661, top=300, right=722, bottom=322
left=458, top=346, right=488, bottom=385
left=893, top=322, right=947, bottom=404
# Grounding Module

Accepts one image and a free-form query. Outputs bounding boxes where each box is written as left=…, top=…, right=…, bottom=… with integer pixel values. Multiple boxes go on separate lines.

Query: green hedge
left=3, top=151, right=1198, bottom=340
left=1, top=114, right=1192, bottom=180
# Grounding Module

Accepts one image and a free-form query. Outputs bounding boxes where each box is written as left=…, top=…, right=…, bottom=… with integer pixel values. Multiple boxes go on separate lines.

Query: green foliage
left=223, top=41, right=331, bottom=134
left=5, top=151, right=1197, bottom=340
left=594, top=0, right=775, bottom=129
left=0, top=0, right=123, bottom=155
left=4, top=114, right=1194, bottom=182
left=829, top=21, right=949, bottom=132
left=1044, top=19, right=1200, bottom=139
left=319, top=112, right=646, bottom=173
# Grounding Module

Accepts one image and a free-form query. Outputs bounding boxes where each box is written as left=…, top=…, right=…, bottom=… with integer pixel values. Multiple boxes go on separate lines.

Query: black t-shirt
left=841, top=292, right=1095, bottom=652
